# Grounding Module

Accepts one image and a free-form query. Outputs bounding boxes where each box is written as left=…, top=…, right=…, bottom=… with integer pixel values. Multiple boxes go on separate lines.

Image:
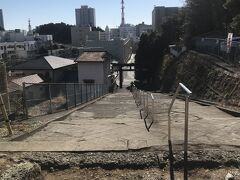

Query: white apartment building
left=0, top=41, right=36, bottom=59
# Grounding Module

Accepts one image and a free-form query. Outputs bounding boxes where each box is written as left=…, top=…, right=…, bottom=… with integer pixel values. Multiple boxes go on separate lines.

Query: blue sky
left=1, top=0, right=184, bottom=30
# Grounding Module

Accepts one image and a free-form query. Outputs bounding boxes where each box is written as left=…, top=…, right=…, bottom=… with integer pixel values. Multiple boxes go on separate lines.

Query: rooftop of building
left=12, top=56, right=76, bottom=70
left=75, top=51, right=111, bottom=62
left=9, top=74, right=43, bottom=92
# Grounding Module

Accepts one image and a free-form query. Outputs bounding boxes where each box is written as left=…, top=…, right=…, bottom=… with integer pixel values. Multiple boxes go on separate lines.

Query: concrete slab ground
left=0, top=89, right=239, bottom=152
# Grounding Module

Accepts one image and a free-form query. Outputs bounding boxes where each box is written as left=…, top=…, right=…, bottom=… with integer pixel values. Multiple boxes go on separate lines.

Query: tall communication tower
left=28, top=19, right=32, bottom=32
left=121, top=0, right=125, bottom=26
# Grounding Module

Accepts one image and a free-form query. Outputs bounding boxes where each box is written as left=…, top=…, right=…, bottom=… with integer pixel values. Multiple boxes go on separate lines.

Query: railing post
left=48, top=84, right=53, bottom=113
left=167, top=83, right=192, bottom=180
left=151, top=94, right=154, bottom=120
left=143, top=91, right=145, bottom=111
left=168, top=85, right=181, bottom=142
left=184, top=95, right=190, bottom=180
left=146, top=93, right=148, bottom=113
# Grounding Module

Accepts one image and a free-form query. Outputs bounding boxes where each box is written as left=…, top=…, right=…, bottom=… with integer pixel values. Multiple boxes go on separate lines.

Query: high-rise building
left=136, top=22, right=152, bottom=37
left=0, top=9, right=4, bottom=30
left=75, top=6, right=96, bottom=27
left=152, top=6, right=179, bottom=32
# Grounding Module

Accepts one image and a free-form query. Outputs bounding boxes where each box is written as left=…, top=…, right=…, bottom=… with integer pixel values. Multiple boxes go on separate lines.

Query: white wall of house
left=77, top=62, right=104, bottom=84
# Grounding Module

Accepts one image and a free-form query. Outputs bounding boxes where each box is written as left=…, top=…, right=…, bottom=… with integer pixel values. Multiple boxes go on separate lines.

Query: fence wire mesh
left=193, top=37, right=240, bottom=65
left=0, top=91, right=25, bottom=122
left=23, top=83, right=108, bottom=118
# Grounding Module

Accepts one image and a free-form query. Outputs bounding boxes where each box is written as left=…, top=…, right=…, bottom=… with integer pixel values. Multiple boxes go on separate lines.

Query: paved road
left=123, top=54, right=135, bottom=86
left=1, top=88, right=240, bottom=152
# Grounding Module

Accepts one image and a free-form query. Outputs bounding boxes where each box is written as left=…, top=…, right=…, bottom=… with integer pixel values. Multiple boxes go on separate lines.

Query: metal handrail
left=131, top=85, right=156, bottom=131
left=168, top=83, right=192, bottom=140
left=168, top=82, right=192, bottom=180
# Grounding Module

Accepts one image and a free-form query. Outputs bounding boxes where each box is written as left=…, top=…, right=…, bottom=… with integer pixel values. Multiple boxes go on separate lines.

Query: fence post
left=94, top=84, right=96, bottom=99
left=96, top=84, right=98, bottom=97
left=90, top=84, right=92, bottom=100
left=99, top=84, right=100, bottom=97
left=48, top=84, right=53, bottom=114
left=74, top=83, right=77, bottom=107
left=98, top=84, right=100, bottom=97
left=86, top=84, right=88, bottom=102
left=80, top=84, right=83, bottom=103
left=65, top=83, right=69, bottom=110
left=22, top=82, right=28, bottom=119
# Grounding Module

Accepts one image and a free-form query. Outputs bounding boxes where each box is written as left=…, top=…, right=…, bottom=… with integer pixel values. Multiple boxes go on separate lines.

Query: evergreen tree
left=35, top=23, right=73, bottom=44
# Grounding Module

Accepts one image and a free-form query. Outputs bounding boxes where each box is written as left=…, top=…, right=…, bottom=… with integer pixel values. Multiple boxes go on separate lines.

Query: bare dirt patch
left=43, top=167, right=240, bottom=180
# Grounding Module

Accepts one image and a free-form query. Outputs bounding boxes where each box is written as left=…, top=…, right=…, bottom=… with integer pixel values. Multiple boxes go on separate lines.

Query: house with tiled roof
left=8, top=74, right=43, bottom=93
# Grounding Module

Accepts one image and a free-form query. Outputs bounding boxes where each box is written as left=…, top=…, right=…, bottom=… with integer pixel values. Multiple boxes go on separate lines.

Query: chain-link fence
left=193, top=37, right=240, bottom=65
left=0, top=91, right=25, bottom=122
left=23, top=83, right=108, bottom=118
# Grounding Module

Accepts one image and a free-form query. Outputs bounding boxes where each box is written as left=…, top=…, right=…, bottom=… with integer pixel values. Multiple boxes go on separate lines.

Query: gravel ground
left=43, top=167, right=240, bottom=180
left=0, top=150, right=239, bottom=180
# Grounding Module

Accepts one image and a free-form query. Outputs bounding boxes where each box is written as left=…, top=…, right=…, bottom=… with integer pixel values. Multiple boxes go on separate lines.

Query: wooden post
left=0, top=94, right=13, bottom=136
left=22, top=83, right=28, bottom=119
left=0, top=63, right=10, bottom=112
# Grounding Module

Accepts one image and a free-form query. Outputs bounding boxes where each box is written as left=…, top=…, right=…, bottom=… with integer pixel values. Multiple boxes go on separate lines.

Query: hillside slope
left=161, top=51, right=240, bottom=109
